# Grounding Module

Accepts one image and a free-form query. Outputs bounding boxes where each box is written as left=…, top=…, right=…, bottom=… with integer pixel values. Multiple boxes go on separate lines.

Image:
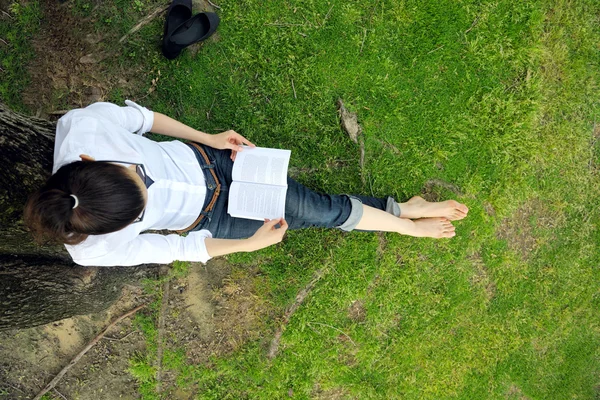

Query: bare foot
left=411, top=217, right=456, bottom=238
left=399, top=196, right=469, bottom=221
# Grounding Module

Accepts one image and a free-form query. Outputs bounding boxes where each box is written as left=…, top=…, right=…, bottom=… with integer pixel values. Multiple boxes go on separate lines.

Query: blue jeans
left=190, top=144, right=400, bottom=239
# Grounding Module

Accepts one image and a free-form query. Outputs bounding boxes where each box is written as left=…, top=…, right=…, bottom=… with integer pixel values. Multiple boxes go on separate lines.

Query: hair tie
left=70, top=194, right=79, bottom=209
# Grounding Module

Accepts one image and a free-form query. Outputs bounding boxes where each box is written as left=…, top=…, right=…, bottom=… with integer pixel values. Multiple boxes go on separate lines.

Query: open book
left=227, top=146, right=291, bottom=221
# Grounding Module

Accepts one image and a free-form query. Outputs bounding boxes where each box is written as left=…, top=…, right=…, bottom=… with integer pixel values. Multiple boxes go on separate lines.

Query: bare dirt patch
left=506, top=384, right=531, bottom=400
left=421, top=179, right=463, bottom=202
left=468, top=252, right=496, bottom=302
left=22, top=0, right=161, bottom=118
left=496, top=198, right=562, bottom=259
left=157, top=259, right=272, bottom=394
left=0, top=285, right=149, bottom=400
left=484, top=201, right=496, bottom=216
left=312, top=384, right=353, bottom=400
left=0, top=257, right=270, bottom=399
left=167, top=260, right=270, bottom=362
left=347, top=300, right=366, bottom=323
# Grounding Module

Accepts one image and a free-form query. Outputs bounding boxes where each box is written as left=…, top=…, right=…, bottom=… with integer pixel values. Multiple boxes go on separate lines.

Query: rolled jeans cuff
left=338, top=196, right=363, bottom=231
left=386, top=196, right=401, bottom=217
left=338, top=196, right=400, bottom=231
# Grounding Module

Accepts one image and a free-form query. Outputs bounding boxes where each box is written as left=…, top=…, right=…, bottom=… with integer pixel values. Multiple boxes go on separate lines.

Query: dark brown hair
left=24, top=161, right=145, bottom=245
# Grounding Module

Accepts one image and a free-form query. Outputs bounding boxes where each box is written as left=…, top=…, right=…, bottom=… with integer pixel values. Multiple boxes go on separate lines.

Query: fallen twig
left=308, top=322, right=357, bottom=346
left=8, top=384, right=25, bottom=394
left=265, top=22, right=304, bottom=27
left=321, top=5, right=334, bottom=27
left=267, top=268, right=327, bottom=359
left=53, top=388, right=68, bottom=400
left=119, top=4, right=169, bottom=43
left=302, top=13, right=315, bottom=29
left=206, top=97, right=216, bottom=120
left=464, top=16, right=479, bottom=34
left=48, top=110, right=70, bottom=116
left=207, top=0, right=222, bottom=10
left=359, top=28, right=368, bottom=54
left=33, top=304, right=147, bottom=400
left=427, top=45, right=444, bottom=54
left=291, top=78, right=297, bottom=99
left=103, top=330, right=139, bottom=341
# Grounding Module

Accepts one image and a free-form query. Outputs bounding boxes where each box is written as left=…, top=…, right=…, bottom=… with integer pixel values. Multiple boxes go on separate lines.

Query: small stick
left=322, top=5, right=334, bottom=27
left=297, top=32, right=307, bottom=37
left=1, top=10, right=12, bottom=19
left=206, top=97, right=216, bottom=120
left=48, top=110, right=70, bottom=116
left=207, top=0, right=222, bottom=10
left=0, top=38, right=7, bottom=45
left=308, top=322, right=357, bottom=346
left=219, top=47, right=235, bottom=74
left=265, top=22, right=304, bottom=27
left=9, top=385, right=25, bottom=394
left=103, top=330, right=138, bottom=341
left=464, top=16, right=479, bottom=34
left=53, top=388, right=68, bottom=400
left=291, top=79, right=297, bottom=99
left=119, top=5, right=169, bottom=43
left=33, top=304, right=147, bottom=400
left=427, top=45, right=444, bottom=55
left=302, top=14, right=315, bottom=28
left=267, top=268, right=327, bottom=359
left=359, top=28, right=368, bottom=54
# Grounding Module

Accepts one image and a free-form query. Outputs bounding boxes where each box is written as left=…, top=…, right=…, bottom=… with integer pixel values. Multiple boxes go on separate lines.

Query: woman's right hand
left=246, top=218, right=288, bottom=251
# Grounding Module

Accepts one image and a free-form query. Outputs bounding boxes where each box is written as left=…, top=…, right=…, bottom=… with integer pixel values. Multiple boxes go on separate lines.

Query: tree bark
left=0, top=103, right=158, bottom=331
left=0, top=254, right=159, bottom=330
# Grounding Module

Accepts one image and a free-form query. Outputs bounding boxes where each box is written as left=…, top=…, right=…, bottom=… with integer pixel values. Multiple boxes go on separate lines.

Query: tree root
left=33, top=304, right=147, bottom=400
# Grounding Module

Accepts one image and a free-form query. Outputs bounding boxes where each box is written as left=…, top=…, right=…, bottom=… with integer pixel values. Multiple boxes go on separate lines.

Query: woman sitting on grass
left=24, top=101, right=468, bottom=266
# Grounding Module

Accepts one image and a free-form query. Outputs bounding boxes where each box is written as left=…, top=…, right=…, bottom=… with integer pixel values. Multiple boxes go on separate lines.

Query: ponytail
left=24, top=161, right=145, bottom=245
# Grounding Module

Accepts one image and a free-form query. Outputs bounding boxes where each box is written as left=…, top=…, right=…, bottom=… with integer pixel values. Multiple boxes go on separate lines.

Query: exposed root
left=119, top=4, right=170, bottom=44
left=267, top=268, right=327, bottom=359
left=33, top=304, right=147, bottom=400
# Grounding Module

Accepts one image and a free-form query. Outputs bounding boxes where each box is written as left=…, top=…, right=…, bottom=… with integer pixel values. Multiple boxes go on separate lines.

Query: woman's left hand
left=208, top=130, right=256, bottom=161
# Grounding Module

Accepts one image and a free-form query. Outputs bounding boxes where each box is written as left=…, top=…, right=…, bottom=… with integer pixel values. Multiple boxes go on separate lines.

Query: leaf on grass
left=337, top=98, right=361, bottom=143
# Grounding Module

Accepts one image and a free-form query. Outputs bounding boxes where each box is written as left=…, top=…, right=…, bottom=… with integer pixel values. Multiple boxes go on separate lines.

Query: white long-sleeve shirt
left=54, top=101, right=213, bottom=266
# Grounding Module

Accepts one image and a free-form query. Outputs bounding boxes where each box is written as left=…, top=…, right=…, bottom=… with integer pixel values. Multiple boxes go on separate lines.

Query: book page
left=232, top=146, right=291, bottom=187
left=228, top=182, right=287, bottom=221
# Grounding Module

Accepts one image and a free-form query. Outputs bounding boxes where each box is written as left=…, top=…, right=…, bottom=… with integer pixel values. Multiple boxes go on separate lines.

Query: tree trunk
left=0, top=103, right=158, bottom=331
left=0, top=254, right=159, bottom=330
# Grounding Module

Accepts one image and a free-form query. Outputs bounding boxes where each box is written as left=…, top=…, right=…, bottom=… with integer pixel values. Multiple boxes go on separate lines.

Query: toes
left=451, top=211, right=467, bottom=220
left=457, top=203, right=469, bottom=214
left=447, top=200, right=469, bottom=217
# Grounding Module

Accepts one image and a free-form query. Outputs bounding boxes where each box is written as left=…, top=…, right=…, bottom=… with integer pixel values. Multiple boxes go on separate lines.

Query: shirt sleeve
left=82, top=100, right=154, bottom=135
left=71, top=230, right=213, bottom=267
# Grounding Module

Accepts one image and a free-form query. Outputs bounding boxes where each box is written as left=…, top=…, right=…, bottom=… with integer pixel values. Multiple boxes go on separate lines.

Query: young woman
left=24, top=101, right=468, bottom=266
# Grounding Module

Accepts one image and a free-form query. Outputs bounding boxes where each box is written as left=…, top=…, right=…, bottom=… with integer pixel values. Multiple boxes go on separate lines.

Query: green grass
left=0, top=0, right=41, bottom=111
left=5, top=0, right=600, bottom=398
left=143, top=0, right=599, bottom=398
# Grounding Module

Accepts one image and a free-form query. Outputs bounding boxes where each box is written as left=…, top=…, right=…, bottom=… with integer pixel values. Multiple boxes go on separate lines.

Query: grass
left=4, top=0, right=600, bottom=398
left=0, top=0, right=41, bottom=112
